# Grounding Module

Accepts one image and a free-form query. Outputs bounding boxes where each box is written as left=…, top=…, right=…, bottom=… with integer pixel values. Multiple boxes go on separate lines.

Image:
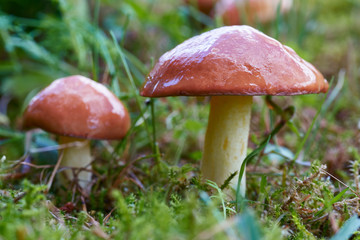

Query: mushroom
left=140, top=25, right=328, bottom=196
left=23, top=75, right=130, bottom=191
left=216, top=0, right=293, bottom=25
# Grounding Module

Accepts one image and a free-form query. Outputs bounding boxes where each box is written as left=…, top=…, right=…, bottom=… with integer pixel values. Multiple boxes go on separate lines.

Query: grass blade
left=330, top=215, right=360, bottom=240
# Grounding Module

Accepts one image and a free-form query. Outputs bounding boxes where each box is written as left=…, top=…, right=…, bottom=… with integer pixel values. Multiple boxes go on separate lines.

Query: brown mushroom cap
left=23, top=75, right=130, bottom=140
left=216, top=0, right=293, bottom=25
left=141, top=25, right=328, bottom=97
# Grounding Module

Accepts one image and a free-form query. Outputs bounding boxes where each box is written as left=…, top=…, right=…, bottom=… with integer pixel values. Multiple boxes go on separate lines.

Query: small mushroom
left=216, top=0, right=293, bottom=25
left=23, top=75, right=130, bottom=191
left=141, top=25, right=328, bottom=196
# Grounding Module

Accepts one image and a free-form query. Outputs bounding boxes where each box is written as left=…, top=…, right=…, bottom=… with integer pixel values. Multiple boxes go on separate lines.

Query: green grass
left=1, top=0, right=360, bottom=239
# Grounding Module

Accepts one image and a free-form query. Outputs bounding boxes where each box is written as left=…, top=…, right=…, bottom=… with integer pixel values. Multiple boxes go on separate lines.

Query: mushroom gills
left=58, top=136, right=92, bottom=191
left=201, top=95, right=252, bottom=196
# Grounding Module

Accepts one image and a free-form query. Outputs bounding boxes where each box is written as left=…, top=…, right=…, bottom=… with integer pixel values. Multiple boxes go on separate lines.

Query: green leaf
left=330, top=215, right=360, bottom=240
left=260, top=176, right=267, bottom=194
left=0, top=127, right=24, bottom=139
left=314, top=187, right=349, bottom=218
left=235, top=210, right=263, bottom=240
left=184, top=119, right=203, bottom=134
left=330, top=187, right=349, bottom=205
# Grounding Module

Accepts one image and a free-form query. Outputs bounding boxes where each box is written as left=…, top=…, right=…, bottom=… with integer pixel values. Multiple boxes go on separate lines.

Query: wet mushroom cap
left=23, top=75, right=131, bottom=140
left=141, top=25, right=328, bottom=97
left=216, top=0, right=293, bottom=25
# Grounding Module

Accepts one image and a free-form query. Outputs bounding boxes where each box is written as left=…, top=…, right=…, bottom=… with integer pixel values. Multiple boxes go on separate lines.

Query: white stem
left=201, top=96, right=252, bottom=196
left=59, top=136, right=92, bottom=192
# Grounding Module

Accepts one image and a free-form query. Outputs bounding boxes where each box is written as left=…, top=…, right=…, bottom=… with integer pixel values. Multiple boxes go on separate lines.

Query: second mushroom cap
left=24, top=75, right=130, bottom=140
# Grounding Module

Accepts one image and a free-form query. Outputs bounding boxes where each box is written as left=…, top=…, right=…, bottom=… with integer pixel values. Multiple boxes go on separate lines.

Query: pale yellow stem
left=59, top=136, right=92, bottom=191
left=201, top=96, right=252, bottom=196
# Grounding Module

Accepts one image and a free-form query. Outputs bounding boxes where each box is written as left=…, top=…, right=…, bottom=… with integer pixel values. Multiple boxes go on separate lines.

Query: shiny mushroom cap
left=23, top=75, right=131, bottom=140
left=141, top=25, right=328, bottom=97
left=216, top=0, right=293, bottom=25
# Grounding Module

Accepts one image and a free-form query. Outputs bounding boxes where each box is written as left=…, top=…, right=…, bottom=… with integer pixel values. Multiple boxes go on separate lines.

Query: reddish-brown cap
left=23, top=75, right=130, bottom=140
left=141, top=25, right=328, bottom=97
left=216, top=0, right=293, bottom=25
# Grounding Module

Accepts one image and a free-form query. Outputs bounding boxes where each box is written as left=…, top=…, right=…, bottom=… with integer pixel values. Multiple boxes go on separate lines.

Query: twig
left=45, top=200, right=66, bottom=228
left=30, top=140, right=88, bottom=153
left=321, top=169, right=360, bottom=198
left=103, top=208, right=116, bottom=224
left=20, top=162, right=54, bottom=169
left=46, top=150, right=64, bottom=192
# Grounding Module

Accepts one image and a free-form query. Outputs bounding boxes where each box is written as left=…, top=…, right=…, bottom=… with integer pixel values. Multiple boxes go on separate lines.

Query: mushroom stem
left=58, top=136, right=92, bottom=191
left=201, top=95, right=252, bottom=196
